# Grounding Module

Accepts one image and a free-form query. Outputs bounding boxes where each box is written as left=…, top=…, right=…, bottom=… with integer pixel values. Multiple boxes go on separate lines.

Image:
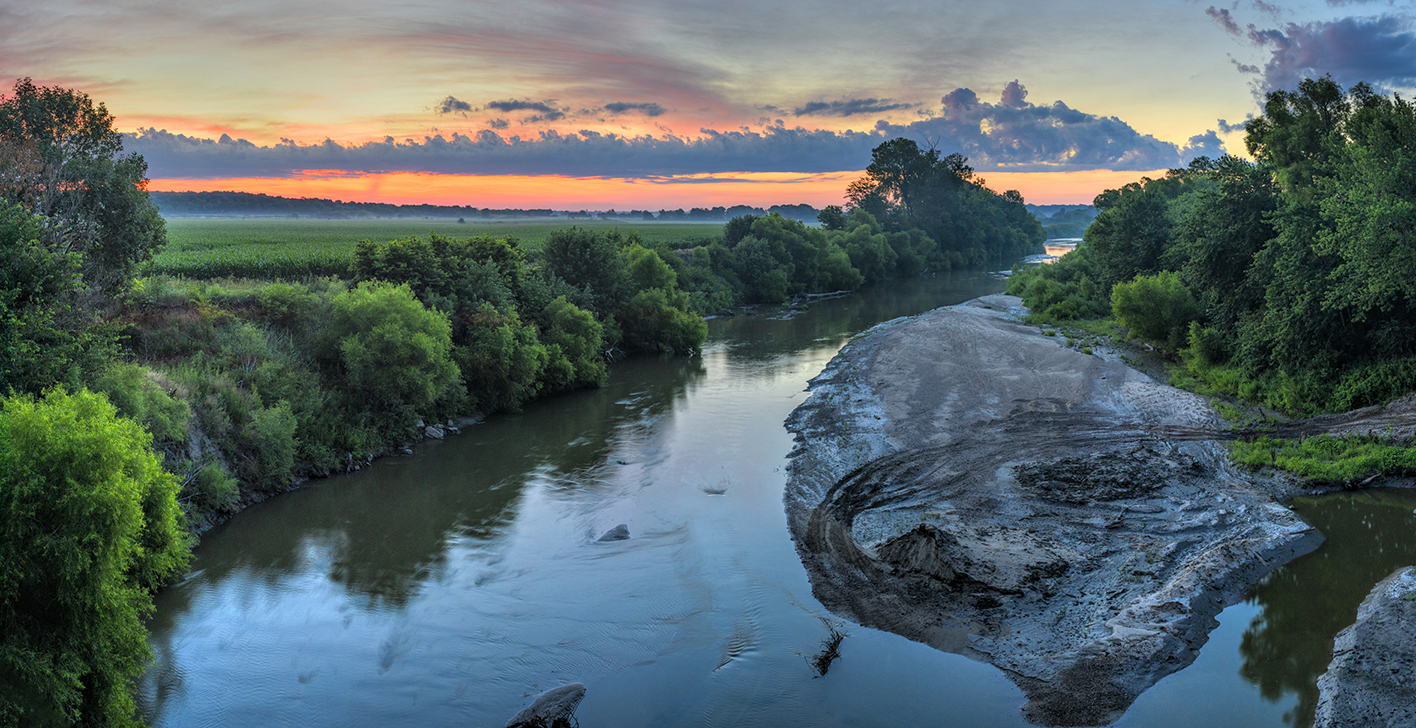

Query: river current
left=139, top=273, right=1416, bottom=728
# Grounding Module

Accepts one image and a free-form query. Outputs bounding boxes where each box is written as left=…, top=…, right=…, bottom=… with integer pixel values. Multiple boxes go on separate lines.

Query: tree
left=0, top=79, right=165, bottom=295
left=0, top=202, right=117, bottom=396
left=322, top=281, right=460, bottom=416
left=0, top=388, right=189, bottom=726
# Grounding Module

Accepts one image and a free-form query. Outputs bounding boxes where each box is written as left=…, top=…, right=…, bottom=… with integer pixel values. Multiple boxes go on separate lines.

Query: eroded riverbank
left=782, top=294, right=1405, bottom=726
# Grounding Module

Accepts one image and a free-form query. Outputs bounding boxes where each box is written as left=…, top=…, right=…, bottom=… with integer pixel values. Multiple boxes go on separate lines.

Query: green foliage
left=0, top=388, right=190, bottom=726
left=541, top=297, right=607, bottom=388
left=186, top=461, right=239, bottom=515
left=454, top=304, right=547, bottom=412
left=1006, top=245, right=1109, bottom=323
left=90, top=363, right=191, bottom=445
left=0, top=202, right=120, bottom=396
left=324, top=281, right=460, bottom=415
left=1230, top=434, right=1416, bottom=484
left=1111, top=271, right=1200, bottom=352
left=620, top=287, right=708, bottom=355
left=240, top=401, right=297, bottom=491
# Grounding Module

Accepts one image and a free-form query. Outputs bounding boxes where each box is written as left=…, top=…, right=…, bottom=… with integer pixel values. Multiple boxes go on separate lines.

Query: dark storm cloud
left=1236, top=15, right=1416, bottom=92
left=128, top=81, right=1205, bottom=179
left=792, top=98, right=915, bottom=117
left=603, top=101, right=666, bottom=117
left=437, top=95, right=472, bottom=114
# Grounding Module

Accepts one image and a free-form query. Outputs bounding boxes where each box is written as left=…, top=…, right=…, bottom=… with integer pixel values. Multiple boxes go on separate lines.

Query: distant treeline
left=151, top=191, right=552, bottom=218
left=152, top=191, right=822, bottom=222
left=1025, top=204, right=1098, bottom=239
left=1010, top=77, right=1416, bottom=414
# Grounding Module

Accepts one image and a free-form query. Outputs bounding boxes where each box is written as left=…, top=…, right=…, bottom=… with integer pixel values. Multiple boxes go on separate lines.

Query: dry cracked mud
left=783, top=294, right=1328, bottom=726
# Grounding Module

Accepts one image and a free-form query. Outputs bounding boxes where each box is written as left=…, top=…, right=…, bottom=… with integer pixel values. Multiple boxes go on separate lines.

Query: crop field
left=150, top=217, right=726, bottom=279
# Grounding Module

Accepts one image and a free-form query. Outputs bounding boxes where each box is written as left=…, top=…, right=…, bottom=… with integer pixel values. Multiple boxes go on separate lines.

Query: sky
left=4, top=0, right=1416, bottom=208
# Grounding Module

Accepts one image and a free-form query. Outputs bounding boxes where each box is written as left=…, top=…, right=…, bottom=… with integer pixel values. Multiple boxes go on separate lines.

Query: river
left=138, top=273, right=1416, bottom=728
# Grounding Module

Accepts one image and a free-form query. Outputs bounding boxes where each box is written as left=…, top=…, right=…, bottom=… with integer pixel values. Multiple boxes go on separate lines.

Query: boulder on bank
left=1314, top=567, right=1416, bottom=728
left=506, top=682, right=586, bottom=728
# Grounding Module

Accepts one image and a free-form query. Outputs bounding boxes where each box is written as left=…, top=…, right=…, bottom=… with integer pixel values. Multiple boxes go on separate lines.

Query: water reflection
left=1239, top=488, right=1416, bottom=727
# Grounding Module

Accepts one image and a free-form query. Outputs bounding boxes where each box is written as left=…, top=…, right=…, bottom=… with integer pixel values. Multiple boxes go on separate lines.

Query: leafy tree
left=322, top=281, right=460, bottom=416
left=0, top=202, right=118, bottom=395
left=540, top=227, right=630, bottom=313
left=542, top=296, right=606, bottom=388
left=454, top=304, right=547, bottom=412
left=817, top=205, right=847, bottom=231
left=0, top=79, right=165, bottom=295
left=0, top=388, right=189, bottom=726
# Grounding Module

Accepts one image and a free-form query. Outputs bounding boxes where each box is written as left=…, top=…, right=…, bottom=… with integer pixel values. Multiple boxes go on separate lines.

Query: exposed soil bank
left=1313, top=567, right=1416, bottom=728
left=783, top=295, right=1329, bottom=726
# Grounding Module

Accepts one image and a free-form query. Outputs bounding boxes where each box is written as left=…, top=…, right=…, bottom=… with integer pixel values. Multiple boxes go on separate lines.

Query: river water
left=139, top=274, right=1416, bottom=728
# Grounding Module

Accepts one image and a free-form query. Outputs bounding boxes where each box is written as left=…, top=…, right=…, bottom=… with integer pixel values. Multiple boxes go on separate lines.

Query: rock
left=402, top=447, right=414, bottom=455
left=783, top=294, right=1324, bottom=727
left=597, top=524, right=630, bottom=541
left=506, top=683, right=586, bottom=728
left=424, top=425, right=445, bottom=440
left=1313, top=567, right=1416, bottom=728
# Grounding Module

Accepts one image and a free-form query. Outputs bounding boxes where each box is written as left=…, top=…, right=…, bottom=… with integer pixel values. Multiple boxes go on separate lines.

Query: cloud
left=603, top=101, right=665, bottom=117
left=1207, top=6, right=1243, bottom=36
left=128, top=81, right=1203, bottom=179
left=1181, top=130, right=1227, bottom=161
left=876, top=81, right=1190, bottom=171
left=485, top=99, right=565, bottom=121
left=1235, top=15, right=1416, bottom=92
left=126, top=125, right=883, bottom=179
left=792, top=98, right=915, bottom=117
left=437, top=95, right=472, bottom=115
left=1216, top=117, right=1248, bottom=134
left=487, top=118, right=509, bottom=130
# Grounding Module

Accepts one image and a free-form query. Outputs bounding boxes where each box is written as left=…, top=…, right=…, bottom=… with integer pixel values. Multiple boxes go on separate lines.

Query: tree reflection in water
left=1239, top=488, right=1416, bottom=727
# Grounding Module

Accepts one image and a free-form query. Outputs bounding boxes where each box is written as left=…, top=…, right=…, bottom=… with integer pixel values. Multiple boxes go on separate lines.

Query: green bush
left=240, top=401, right=297, bottom=491
left=620, top=288, right=708, bottom=355
left=454, top=305, right=547, bottom=413
left=0, top=388, right=190, bottom=726
left=323, top=281, right=460, bottom=414
left=1111, top=271, right=1200, bottom=352
left=542, top=296, right=607, bottom=388
left=186, top=461, right=239, bottom=515
left=91, top=363, right=191, bottom=445
left=1231, top=434, right=1416, bottom=483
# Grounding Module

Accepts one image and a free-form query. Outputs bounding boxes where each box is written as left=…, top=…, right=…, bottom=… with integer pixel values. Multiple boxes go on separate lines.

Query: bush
left=454, top=305, right=548, bottom=413
left=323, top=281, right=460, bottom=415
left=620, top=288, right=708, bottom=355
left=90, top=362, right=191, bottom=445
left=1111, top=271, right=1200, bottom=352
left=0, top=388, right=190, bottom=726
left=542, top=296, right=606, bottom=388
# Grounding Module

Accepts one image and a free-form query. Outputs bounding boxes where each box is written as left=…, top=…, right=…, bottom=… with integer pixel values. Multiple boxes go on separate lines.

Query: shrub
left=323, top=281, right=460, bottom=414
left=90, top=363, right=191, bottom=445
left=0, top=388, right=189, bottom=726
left=542, top=296, right=607, bottom=388
left=1111, top=271, right=1200, bottom=352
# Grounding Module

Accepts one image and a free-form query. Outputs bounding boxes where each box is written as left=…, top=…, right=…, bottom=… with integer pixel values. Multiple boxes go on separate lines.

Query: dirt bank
left=1313, top=567, right=1416, bottom=728
left=783, top=295, right=1324, bottom=726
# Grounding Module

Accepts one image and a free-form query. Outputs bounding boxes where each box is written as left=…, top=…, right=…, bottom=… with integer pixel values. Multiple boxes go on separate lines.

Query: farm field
left=150, top=217, right=727, bottom=279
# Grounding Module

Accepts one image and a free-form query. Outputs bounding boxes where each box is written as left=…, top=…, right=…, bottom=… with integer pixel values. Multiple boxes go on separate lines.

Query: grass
left=151, top=218, right=726, bottom=279
left=1230, top=434, right=1416, bottom=484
